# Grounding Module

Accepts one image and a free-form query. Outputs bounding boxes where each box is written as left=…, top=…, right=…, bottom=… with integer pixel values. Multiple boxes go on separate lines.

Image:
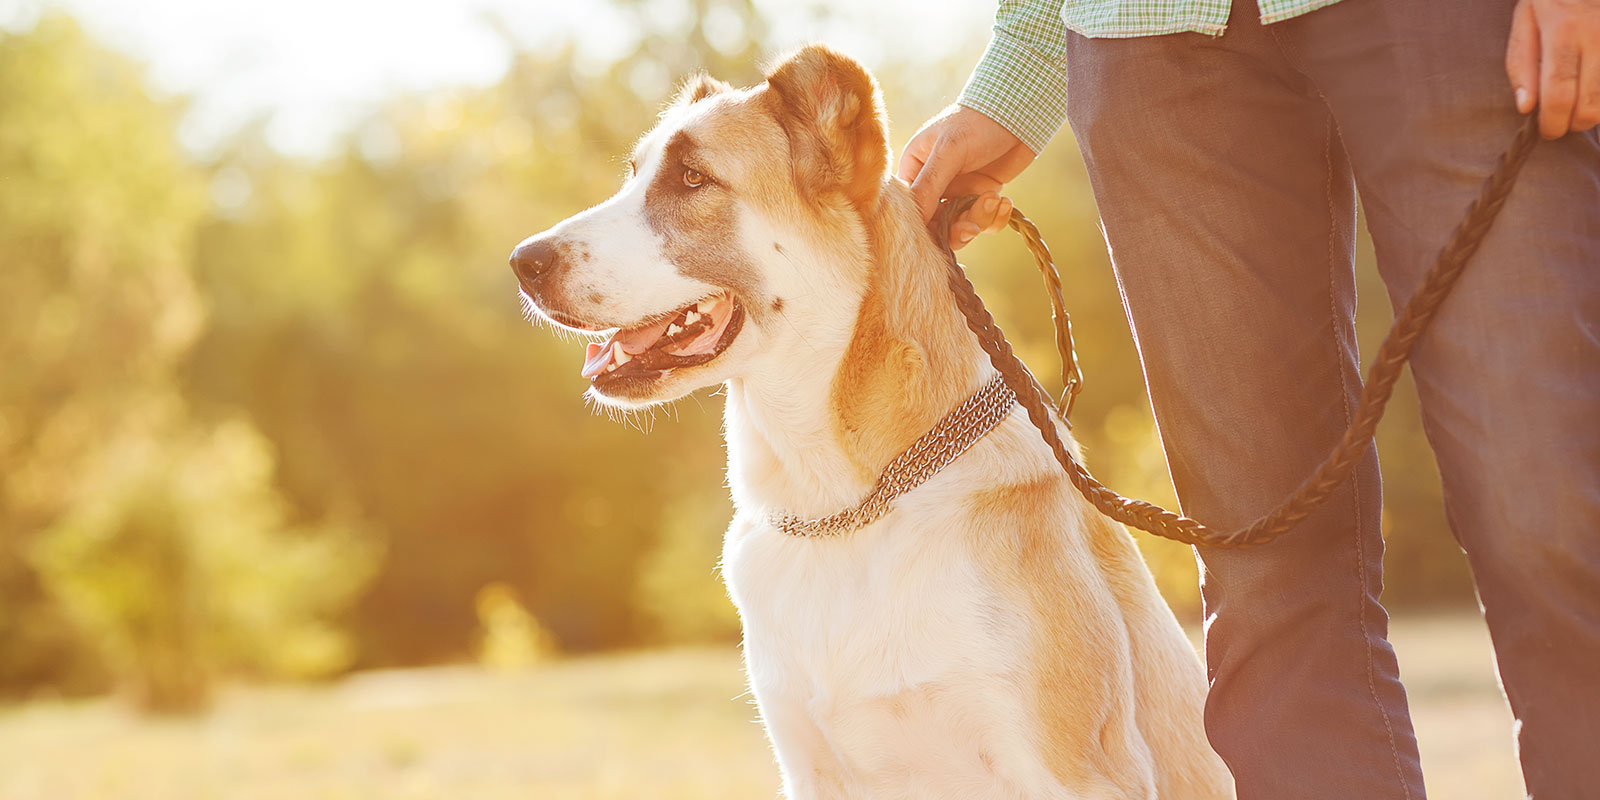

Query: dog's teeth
left=666, top=323, right=683, bottom=337
left=697, top=299, right=712, bottom=313
left=684, top=310, right=701, bottom=325
left=606, top=341, right=629, bottom=368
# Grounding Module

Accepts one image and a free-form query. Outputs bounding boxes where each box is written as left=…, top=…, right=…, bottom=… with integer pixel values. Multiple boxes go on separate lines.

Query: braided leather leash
left=935, top=114, right=1544, bottom=548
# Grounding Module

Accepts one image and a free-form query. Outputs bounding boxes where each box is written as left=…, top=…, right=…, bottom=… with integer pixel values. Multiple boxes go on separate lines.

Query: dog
left=511, top=44, right=1234, bottom=800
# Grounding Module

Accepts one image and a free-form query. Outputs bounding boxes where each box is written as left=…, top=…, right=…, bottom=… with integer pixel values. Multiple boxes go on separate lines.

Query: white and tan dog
left=512, top=45, right=1233, bottom=800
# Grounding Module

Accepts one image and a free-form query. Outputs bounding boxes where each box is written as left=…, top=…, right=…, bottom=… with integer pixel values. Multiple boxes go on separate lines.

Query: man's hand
left=1507, top=0, right=1600, bottom=138
left=896, top=105, right=1035, bottom=249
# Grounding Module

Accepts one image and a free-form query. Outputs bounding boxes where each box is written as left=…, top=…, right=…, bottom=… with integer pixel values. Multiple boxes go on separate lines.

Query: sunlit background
left=0, top=0, right=1521, bottom=796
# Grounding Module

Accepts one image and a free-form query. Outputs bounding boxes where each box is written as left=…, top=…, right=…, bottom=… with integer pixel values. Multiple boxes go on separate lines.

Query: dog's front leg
left=754, top=691, right=853, bottom=799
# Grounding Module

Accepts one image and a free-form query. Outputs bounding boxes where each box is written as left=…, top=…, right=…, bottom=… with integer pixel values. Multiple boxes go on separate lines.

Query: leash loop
left=936, top=114, right=1544, bottom=549
left=995, top=206, right=1085, bottom=424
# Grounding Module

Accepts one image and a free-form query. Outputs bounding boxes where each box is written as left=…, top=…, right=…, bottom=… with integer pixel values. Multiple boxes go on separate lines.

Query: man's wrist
left=958, top=26, right=1070, bottom=153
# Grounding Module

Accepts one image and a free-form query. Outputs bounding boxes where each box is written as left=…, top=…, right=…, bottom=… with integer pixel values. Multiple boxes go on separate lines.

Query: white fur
left=722, top=370, right=1141, bottom=798
left=518, top=70, right=1234, bottom=799
left=725, top=402, right=1045, bottom=798
left=517, top=144, right=714, bottom=328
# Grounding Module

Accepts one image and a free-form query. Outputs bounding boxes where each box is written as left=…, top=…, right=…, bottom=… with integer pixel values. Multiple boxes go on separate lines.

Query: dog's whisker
left=775, top=307, right=821, bottom=357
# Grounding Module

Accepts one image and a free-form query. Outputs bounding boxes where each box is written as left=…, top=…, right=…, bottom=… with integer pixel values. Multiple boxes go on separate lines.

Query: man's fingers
left=909, top=142, right=960, bottom=223
left=986, top=143, right=1039, bottom=186
left=1540, top=27, right=1582, bottom=137
left=1507, top=0, right=1541, bottom=113
left=947, top=193, right=1015, bottom=249
left=950, top=220, right=981, bottom=251
left=956, top=194, right=1001, bottom=248
left=985, top=196, right=1014, bottom=234
left=1575, top=52, right=1600, bottom=131
left=964, top=192, right=1008, bottom=234
left=898, top=106, right=1033, bottom=225
left=896, top=150, right=926, bottom=186
left=896, top=130, right=931, bottom=184
left=945, top=172, right=1004, bottom=200
left=949, top=195, right=994, bottom=250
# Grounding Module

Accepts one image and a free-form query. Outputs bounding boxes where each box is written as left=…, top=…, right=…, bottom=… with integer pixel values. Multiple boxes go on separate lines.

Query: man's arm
left=957, top=0, right=1072, bottom=155
left=897, top=0, right=1069, bottom=245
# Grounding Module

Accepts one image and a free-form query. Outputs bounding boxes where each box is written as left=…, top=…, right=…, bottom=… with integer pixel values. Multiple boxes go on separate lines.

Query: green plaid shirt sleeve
left=957, top=0, right=1072, bottom=154
left=958, top=0, right=1349, bottom=153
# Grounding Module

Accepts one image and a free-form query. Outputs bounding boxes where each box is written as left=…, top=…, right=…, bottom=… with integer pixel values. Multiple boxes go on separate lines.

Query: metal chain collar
left=769, top=374, right=1017, bottom=538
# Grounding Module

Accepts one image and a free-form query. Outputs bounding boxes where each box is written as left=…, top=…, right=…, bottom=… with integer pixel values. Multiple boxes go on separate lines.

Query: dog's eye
left=682, top=167, right=706, bottom=188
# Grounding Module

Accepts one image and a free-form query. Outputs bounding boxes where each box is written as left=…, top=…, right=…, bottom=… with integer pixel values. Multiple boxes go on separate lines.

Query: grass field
left=0, top=613, right=1519, bottom=799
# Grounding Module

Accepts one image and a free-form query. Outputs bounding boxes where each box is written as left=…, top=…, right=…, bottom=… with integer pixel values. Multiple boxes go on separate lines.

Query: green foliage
left=474, top=581, right=558, bottom=669
left=0, top=13, right=208, bottom=699
left=634, top=495, right=741, bottom=644
left=0, top=16, right=379, bottom=710
left=180, top=0, right=771, bottom=665
left=31, top=411, right=378, bottom=712
left=0, top=1, right=1478, bottom=708
left=0, top=14, right=203, bottom=519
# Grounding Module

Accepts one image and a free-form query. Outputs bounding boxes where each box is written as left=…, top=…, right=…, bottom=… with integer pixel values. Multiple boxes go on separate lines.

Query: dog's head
left=511, top=44, right=891, bottom=408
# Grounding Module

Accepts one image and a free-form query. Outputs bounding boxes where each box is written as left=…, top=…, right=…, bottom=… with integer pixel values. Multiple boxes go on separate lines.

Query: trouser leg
left=1063, top=6, right=1425, bottom=798
left=1279, top=1, right=1600, bottom=794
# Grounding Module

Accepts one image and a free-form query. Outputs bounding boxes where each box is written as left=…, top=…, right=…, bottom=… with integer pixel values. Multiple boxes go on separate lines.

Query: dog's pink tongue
left=581, top=341, right=613, bottom=379
left=615, top=317, right=674, bottom=354
left=580, top=317, right=676, bottom=379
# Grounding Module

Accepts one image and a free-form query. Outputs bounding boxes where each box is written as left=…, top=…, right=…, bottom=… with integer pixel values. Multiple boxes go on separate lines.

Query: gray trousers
left=1060, top=0, right=1600, bottom=797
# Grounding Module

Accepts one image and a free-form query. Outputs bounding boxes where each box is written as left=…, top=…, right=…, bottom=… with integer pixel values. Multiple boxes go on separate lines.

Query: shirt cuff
left=956, top=29, right=1071, bottom=154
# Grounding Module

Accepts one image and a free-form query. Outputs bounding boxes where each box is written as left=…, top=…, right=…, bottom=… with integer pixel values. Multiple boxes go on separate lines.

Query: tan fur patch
left=968, top=476, right=1155, bottom=796
left=828, top=185, right=983, bottom=482
left=672, top=72, right=731, bottom=106
left=764, top=44, right=890, bottom=207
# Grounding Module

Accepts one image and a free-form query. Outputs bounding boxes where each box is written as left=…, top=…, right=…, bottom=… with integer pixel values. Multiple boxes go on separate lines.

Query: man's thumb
left=909, top=143, right=959, bottom=223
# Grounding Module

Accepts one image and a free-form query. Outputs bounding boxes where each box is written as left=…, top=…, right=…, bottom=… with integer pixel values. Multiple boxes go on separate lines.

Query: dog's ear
left=764, top=44, right=889, bottom=207
left=671, top=72, right=732, bottom=108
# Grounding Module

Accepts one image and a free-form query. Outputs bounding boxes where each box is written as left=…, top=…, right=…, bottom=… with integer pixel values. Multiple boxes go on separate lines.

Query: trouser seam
left=1320, top=111, right=1412, bottom=800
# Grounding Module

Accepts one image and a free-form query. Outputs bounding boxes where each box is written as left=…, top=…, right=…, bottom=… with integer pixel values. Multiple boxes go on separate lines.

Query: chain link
left=770, top=374, right=1017, bottom=537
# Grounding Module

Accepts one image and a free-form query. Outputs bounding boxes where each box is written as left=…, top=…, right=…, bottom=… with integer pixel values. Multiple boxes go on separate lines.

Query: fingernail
left=981, top=196, right=996, bottom=213
left=1515, top=87, right=1530, bottom=113
left=958, top=232, right=974, bottom=244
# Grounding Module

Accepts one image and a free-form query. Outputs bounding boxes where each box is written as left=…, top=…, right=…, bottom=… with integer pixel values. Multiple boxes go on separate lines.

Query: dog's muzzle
left=509, top=237, right=560, bottom=287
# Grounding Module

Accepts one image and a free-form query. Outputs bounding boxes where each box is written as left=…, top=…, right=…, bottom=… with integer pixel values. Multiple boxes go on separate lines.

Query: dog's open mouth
left=581, top=292, right=744, bottom=385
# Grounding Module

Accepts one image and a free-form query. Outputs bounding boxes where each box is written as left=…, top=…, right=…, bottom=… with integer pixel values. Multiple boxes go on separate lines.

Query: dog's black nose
left=510, top=238, right=559, bottom=284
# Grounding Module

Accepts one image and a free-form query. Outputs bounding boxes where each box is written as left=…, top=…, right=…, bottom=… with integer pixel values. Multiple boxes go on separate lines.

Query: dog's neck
left=724, top=182, right=988, bottom=520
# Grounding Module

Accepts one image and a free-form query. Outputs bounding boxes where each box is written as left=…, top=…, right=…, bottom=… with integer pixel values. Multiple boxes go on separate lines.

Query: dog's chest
left=722, top=502, right=1027, bottom=704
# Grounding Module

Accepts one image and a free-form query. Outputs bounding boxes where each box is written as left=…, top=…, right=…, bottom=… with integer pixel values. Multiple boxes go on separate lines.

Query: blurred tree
left=0, top=16, right=379, bottom=709
left=474, top=581, right=557, bottom=670
left=0, top=1, right=1480, bottom=707
left=634, top=494, right=741, bottom=644
left=31, top=411, right=377, bottom=712
left=0, top=13, right=205, bottom=696
left=180, top=0, right=1476, bottom=666
left=183, top=0, right=772, bottom=664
